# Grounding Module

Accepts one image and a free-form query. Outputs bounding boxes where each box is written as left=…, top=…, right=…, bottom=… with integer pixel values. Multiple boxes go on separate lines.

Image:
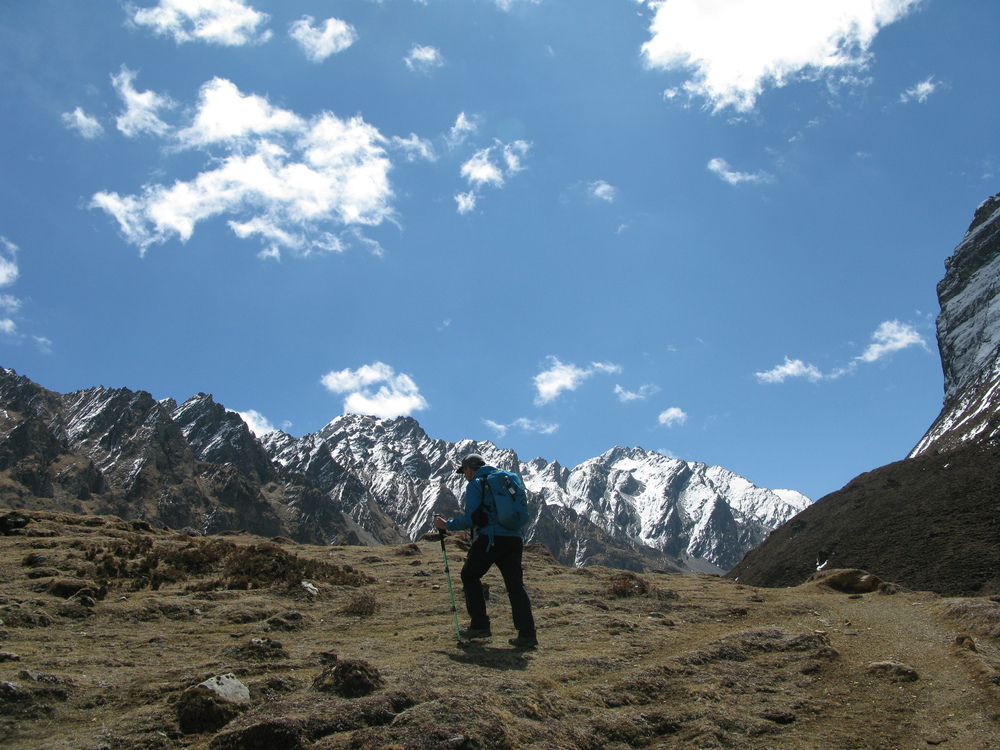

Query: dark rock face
left=728, top=193, right=1000, bottom=596
left=911, top=193, right=1000, bottom=457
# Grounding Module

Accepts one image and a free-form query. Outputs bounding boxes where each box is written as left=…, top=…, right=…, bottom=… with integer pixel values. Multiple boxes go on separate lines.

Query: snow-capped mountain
left=911, top=193, right=1000, bottom=456
left=0, top=370, right=807, bottom=572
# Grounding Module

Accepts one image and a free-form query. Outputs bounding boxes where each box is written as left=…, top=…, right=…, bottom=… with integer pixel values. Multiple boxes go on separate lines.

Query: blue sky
left=1, top=0, right=997, bottom=501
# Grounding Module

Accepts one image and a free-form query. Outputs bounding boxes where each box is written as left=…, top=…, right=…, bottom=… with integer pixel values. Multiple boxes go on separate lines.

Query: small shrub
left=341, top=592, right=379, bottom=617
left=607, top=572, right=677, bottom=600
left=312, top=659, right=384, bottom=697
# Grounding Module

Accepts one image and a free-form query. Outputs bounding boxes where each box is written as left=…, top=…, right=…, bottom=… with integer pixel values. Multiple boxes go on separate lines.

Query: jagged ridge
left=0, top=368, right=808, bottom=572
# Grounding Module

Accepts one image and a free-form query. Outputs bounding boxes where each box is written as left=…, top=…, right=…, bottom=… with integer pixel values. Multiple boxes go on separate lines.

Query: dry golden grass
left=1, top=510, right=999, bottom=750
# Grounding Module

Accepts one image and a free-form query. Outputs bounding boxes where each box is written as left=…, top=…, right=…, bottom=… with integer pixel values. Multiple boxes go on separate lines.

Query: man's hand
left=433, top=515, right=447, bottom=531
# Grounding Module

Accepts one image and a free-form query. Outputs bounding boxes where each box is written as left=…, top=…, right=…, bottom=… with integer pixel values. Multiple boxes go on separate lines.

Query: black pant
left=461, top=534, right=536, bottom=636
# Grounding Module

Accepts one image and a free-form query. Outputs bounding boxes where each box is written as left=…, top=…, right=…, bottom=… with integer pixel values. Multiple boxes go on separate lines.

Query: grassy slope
left=1, top=510, right=999, bottom=750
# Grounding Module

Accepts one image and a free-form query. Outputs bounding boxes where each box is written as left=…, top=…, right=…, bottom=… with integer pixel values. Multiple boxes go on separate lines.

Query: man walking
left=434, top=454, right=538, bottom=649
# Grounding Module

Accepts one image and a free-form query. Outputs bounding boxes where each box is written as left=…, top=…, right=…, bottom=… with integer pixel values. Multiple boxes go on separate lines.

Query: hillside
left=728, top=192, right=1000, bottom=597
left=1, top=510, right=999, bottom=749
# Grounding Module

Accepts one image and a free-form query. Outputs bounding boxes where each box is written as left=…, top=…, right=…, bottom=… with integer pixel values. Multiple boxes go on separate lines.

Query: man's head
left=455, top=453, right=485, bottom=479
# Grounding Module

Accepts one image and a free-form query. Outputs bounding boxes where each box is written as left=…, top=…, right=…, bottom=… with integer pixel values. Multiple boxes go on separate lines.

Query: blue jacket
left=445, top=465, right=524, bottom=540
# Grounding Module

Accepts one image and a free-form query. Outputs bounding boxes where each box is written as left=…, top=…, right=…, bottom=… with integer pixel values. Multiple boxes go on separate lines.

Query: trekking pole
left=437, top=529, right=464, bottom=645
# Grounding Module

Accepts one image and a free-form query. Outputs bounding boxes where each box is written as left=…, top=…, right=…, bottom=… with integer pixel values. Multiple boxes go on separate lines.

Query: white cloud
left=128, top=0, right=272, bottom=46
left=446, top=112, right=478, bottom=149
left=900, top=75, right=938, bottom=104
left=0, top=238, right=46, bottom=349
left=484, top=417, right=559, bottom=438
left=708, top=157, right=774, bottom=186
left=405, top=44, right=444, bottom=73
left=461, top=148, right=506, bottom=188
left=588, top=180, right=617, bottom=202
left=856, top=320, right=927, bottom=363
left=236, top=409, right=276, bottom=436
left=492, top=0, right=541, bottom=10
left=390, top=134, right=436, bottom=162
left=641, top=0, right=923, bottom=112
left=0, top=295, right=21, bottom=313
left=755, top=357, right=824, bottom=384
left=658, top=407, right=688, bottom=428
left=176, top=77, right=302, bottom=147
left=455, top=191, right=477, bottom=215
left=0, top=237, right=20, bottom=287
left=289, top=15, right=357, bottom=63
left=615, top=383, right=660, bottom=402
left=61, top=107, right=104, bottom=139
left=321, top=361, right=428, bottom=419
left=112, top=66, right=174, bottom=138
left=534, top=356, right=622, bottom=405
left=456, top=139, right=531, bottom=214
left=91, top=78, right=395, bottom=259
left=756, top=320, right=927, bottom=383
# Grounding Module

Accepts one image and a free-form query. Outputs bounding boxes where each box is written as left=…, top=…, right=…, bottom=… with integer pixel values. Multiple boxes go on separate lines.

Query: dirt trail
left=1, top=513, right=999, bottom=749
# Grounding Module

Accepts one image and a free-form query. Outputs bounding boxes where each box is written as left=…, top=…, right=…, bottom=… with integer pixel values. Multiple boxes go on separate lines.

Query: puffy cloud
left=404, top=45, right=444, bottom=73
left=390, top=134, right=437, bottom=162
left=461, top=148, right=506, bottom=188
left=321, top=362, right=428, bottom=419
left=61, top=107, right=104, bottom=139
left=176, top=77, right=303, bottom=147
left=289, top=15, right=357, bottom=62
left=900, top=75, right=939, bottom=104
left=483, top=417, right=559, bottom=438
left=455, top=139, right=531, bottom=213
left=641, top=0, right=923, bottom=112
left=0, top=237, right=20, bottom=287
left=708, top=158, right=774, bottom=186
left=455, top=191, right=477, bottom=215
left=614, top=383, right=660, bottom=402
left=236, top=409, right=276, bottom=436
left=112, top=66, right=174, bottom=138
left=0, top=238, right=46, bottom=350
left=446, top=112, right=478, bottom=149
left=755, top=357, right=824, bottom=384
left=588, top=180, right=617, bottom=202
left=492, top=0, right=541, bottom=10
left=658, top=407, right=688, bottom=428
left=534, top=356, right=622, bottom=405
left=127, top=0, right=272, bottom=46
left=91, top=77, right=395, bottom=259
left=856, top=320, right=927, bottom=363
left=756, top=320, right=927, bottom=383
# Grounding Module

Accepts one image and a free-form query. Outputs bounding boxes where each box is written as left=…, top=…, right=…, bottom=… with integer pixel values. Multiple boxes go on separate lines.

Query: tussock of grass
left=340, top=591, right=380, bottom=617
left=944, top=598, right=1000, bottom=638
left=607, top=571, right=678, bottom=601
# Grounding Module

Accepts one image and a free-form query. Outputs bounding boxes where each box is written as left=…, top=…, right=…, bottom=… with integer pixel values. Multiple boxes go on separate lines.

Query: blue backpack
left=479, top=469, right=530, bottom=531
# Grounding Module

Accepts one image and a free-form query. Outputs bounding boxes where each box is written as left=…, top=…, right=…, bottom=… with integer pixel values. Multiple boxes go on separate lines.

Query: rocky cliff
left=910, top=193, right=1000, bottom=456
left=728, top=192, right=1000, bottom=596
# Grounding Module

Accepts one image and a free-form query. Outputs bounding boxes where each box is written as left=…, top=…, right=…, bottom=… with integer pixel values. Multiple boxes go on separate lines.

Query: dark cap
left=455, top=454, right=486, bottom=474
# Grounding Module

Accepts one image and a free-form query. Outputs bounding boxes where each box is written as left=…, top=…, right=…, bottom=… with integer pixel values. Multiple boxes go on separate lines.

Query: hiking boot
left=508, top=634, right=538, bottom=649
left=460, top=625, right=492, bottom=639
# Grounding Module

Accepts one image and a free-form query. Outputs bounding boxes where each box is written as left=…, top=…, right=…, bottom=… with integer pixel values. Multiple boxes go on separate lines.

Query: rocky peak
left=911, top=191, right=1000, bottom=456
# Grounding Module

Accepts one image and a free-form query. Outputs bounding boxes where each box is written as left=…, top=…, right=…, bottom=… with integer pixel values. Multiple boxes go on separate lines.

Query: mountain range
left=0, top=368, right=809, bottom=574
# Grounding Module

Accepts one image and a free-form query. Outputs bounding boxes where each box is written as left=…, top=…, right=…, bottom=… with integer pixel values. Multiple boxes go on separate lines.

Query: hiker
left=433, top=453, right=538, bottom=649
